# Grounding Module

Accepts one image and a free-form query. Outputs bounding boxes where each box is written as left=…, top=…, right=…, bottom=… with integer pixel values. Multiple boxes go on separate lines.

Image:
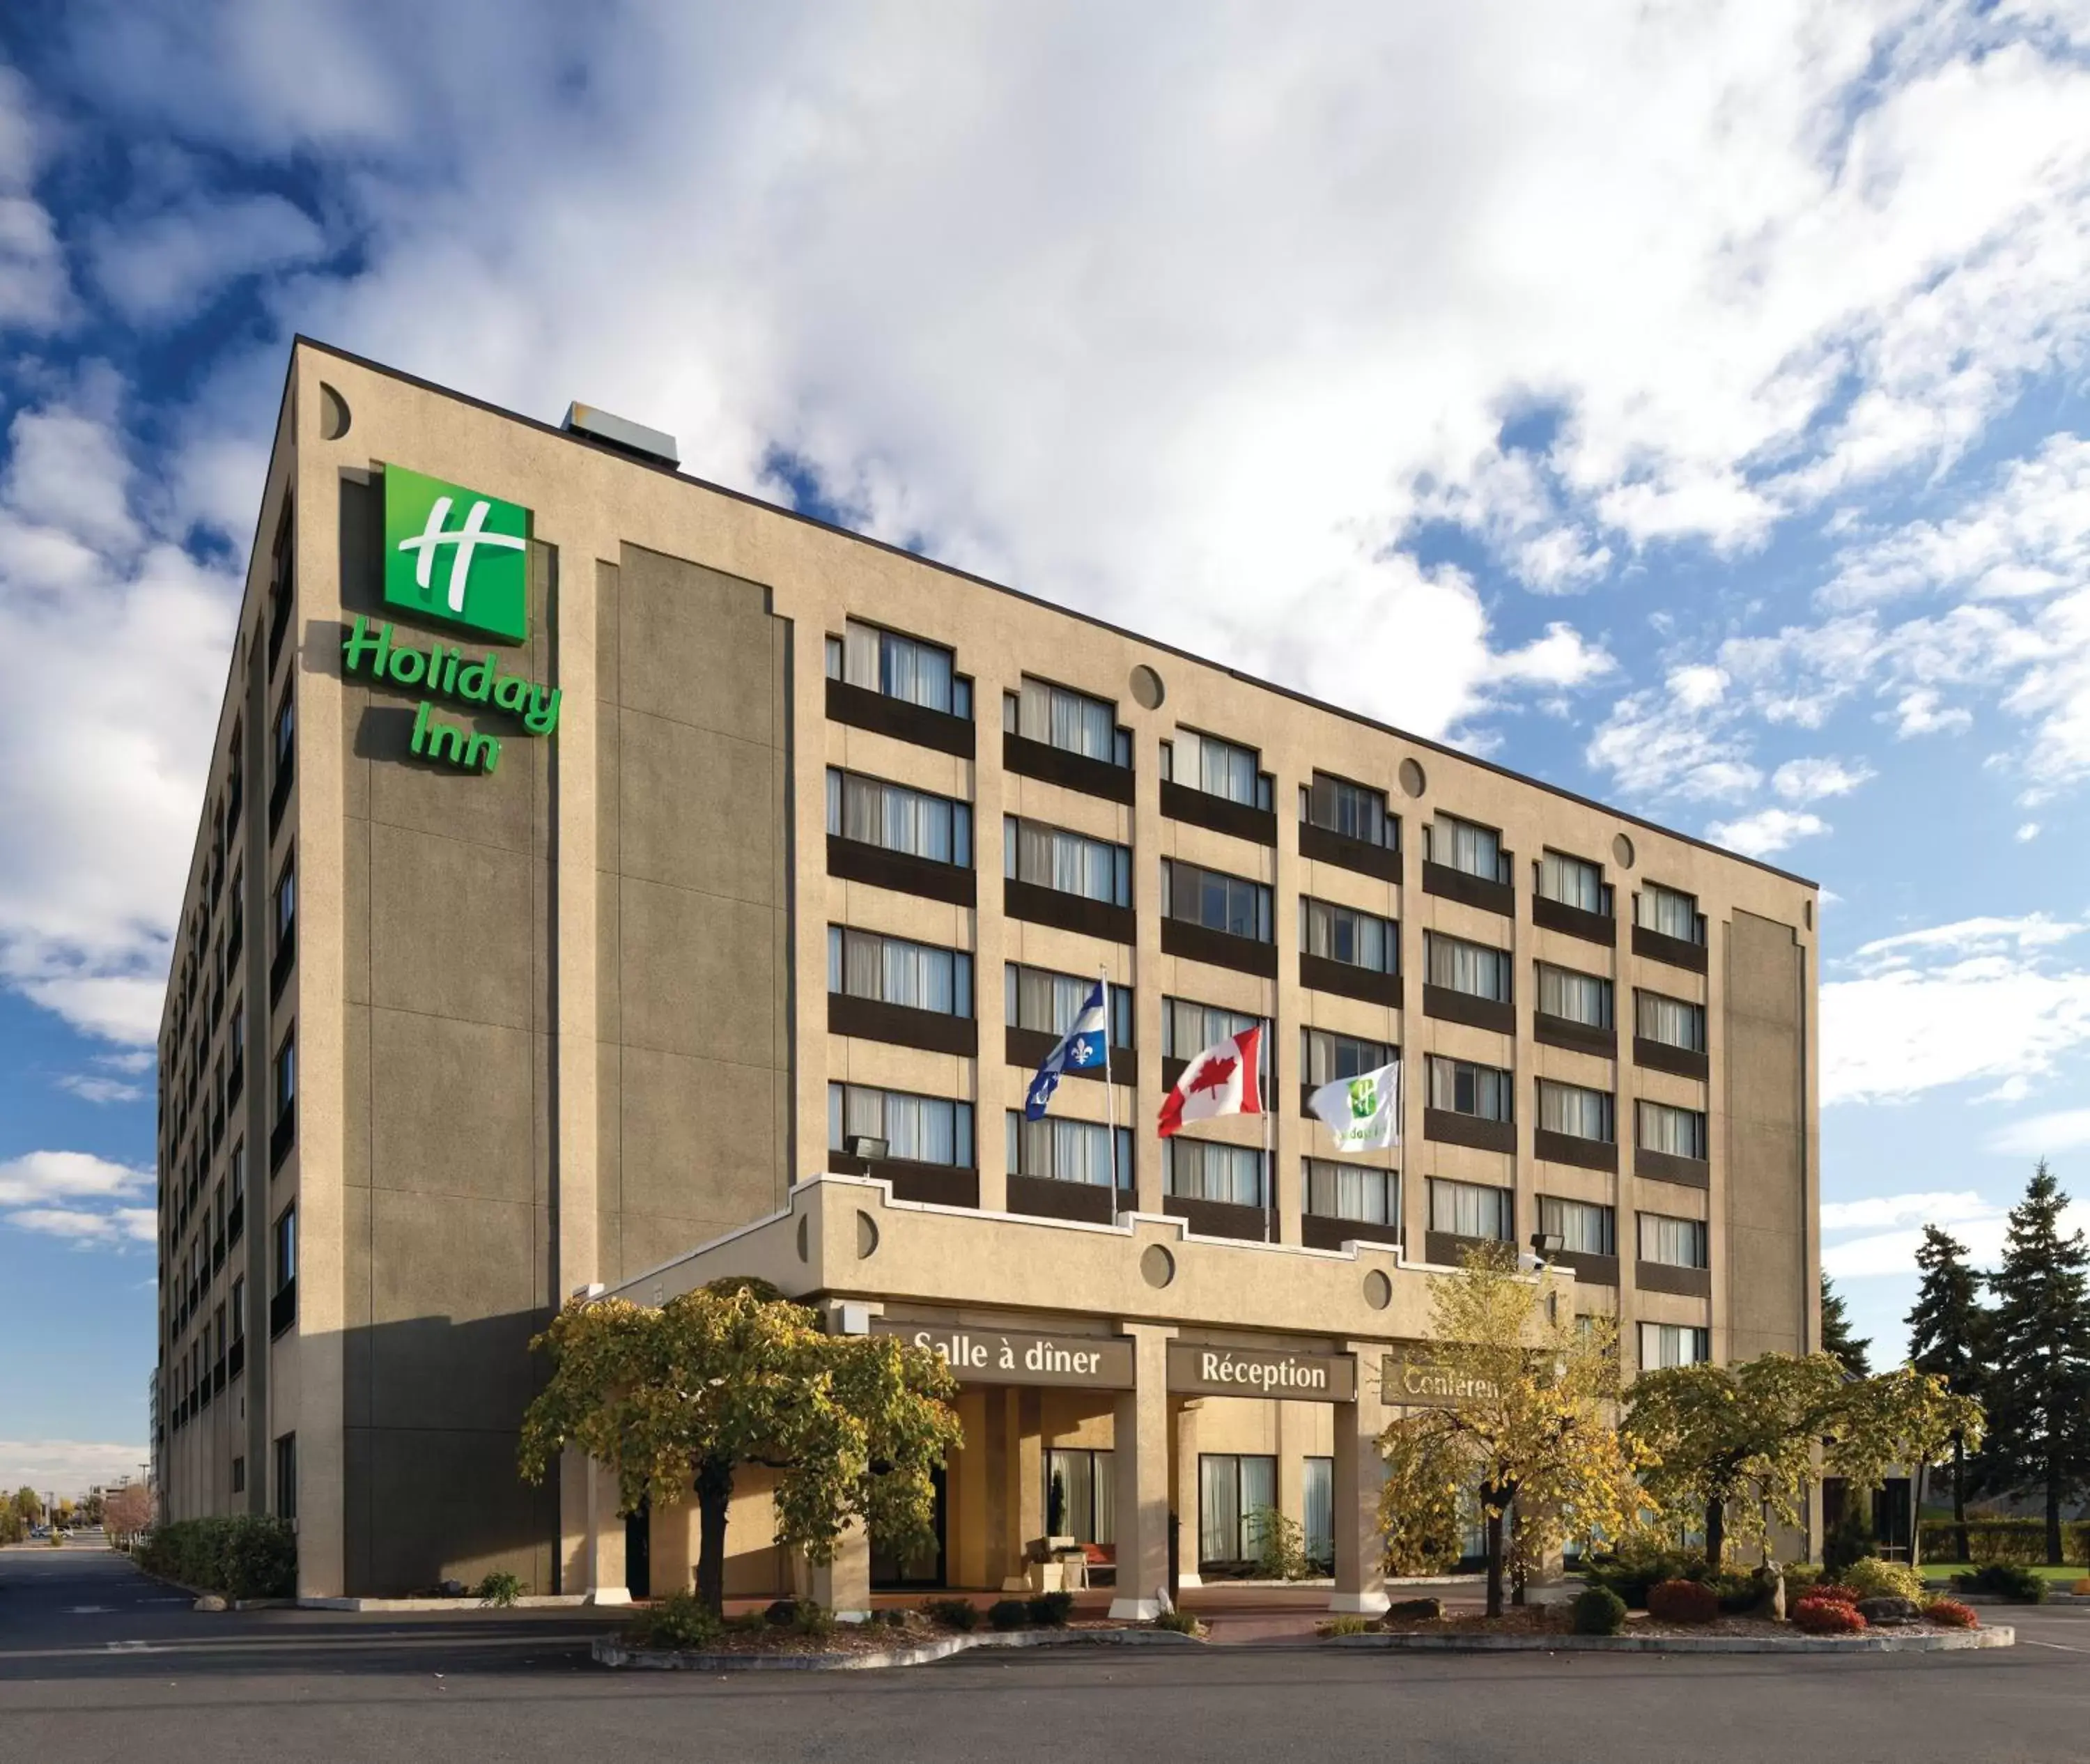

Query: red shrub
left=1793, top=1595, right=1868, bottom=1634
left=1805, top=1583, right=1862, bottom=1605
left=1646, top=1578, right=1721, bottom=1624
left=1922, top=1599, right=1979, bottom=1630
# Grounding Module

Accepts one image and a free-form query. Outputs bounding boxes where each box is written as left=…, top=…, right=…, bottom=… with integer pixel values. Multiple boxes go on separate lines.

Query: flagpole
left=1100, top=966, right=1118, bottom=1202
left=1262, top=1023, right=1273, bottom=1244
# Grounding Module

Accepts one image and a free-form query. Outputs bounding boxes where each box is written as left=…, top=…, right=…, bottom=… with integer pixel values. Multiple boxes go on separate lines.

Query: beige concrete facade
left=155, top=339, right=1819, bottom=1599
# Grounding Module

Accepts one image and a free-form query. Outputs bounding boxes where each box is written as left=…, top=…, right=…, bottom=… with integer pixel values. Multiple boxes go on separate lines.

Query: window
left=1537, top=849, right=1607, bottom=914
left=229, top=1142, right=246, bottom=1240
left=231, top=1455, right=246, bottom=1494
left=1540, top=1196, right=1616, bottom=1256
left=1162, top=859, right=1272, bottom=941
left=1640, top=1323, right=1710, bottom=1368
left=1005, top=676, right=1129, bottom=766
left=1425, top=1055, right=1512, bottom=1120
left=1302, top=1029, right=1394, bottom=1086
left=1303, top=1159, right=1398, bottom=1226
left=1637, top=883, right=1703, bottom=943
left=1164, top=728, right=1269, bottom=808
left=1003, top=817, right=1131, bottom=905
left=826, top=770, right=973, bottom=865
left=1428, top=814, right=1507, bottom=882
left=1424, top=932, right=1510, bottom=1002
left=1537, top=963, right=1612, bottom=1028
left=827, top=1083, right=975, bottom=1167
left=1636, top=991, right=1705, bottom=1051
left=1161, top=998, right=1269, bottom=1081
left=273, top=1432, right=297, bottom=1522
left=212, top=1301, right=226, bottom=1361
left=1166, top=1138, right=1265, bottom=1208
left=274, top=859, right=295, bottom=951
left=1639, top=1212, right=1709, bottom=1269
left=1428, top=1177, right=1513, bottom=1241
left=1538, top=1078, right=1614, bottom=1143
left=231, top=1276, right=245, bottom=1344
left=1303, top=1457, right=1334, bottom=1570
left=1045, top=1448, right=1115, bottom=1545
left=1007, top=1114, right=1132, bottom=1188
left=274, top=1032, right=296, bottom=1122
left=273, top=684, right=295, bottom=780
left=826, top=927, right=973, bottom=1016
left=1639, top=1100, right=1708, bottom=1160
left=1303, top=773, right=1394, bottom=847
left=1199, top=1454, right=1277, bottom=1565
left=273, top=1205, right=297, bottom=1295
left=1301, top=899, right=1397, bottom=973
left=825, top=619, right=970, bottom=718
left=1006, top=964, right=1133, bottom=1049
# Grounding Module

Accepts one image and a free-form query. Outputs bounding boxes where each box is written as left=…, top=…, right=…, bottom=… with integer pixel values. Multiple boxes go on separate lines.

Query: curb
left=297, top=1595, right=591, bottom=1612
left=1327, top=1626, right=2015, bottom=1655
left=593, top=1626, right=1205, bottom=1671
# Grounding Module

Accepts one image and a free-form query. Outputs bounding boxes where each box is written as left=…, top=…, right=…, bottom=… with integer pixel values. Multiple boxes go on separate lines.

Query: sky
left=2, top=0, right=2089, bottom=1490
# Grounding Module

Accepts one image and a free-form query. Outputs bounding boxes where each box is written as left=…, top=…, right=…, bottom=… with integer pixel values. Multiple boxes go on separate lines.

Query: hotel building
left=153, top=339, right=1819, bottom=1606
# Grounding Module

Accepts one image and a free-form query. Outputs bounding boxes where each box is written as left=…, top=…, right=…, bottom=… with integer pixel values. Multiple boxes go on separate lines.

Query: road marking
left=2020, top=1639, right=2090, bottom=1654
left=106, top=1641, right=155, bottom=1653
left=67, top=1606, right=113, bottom=1614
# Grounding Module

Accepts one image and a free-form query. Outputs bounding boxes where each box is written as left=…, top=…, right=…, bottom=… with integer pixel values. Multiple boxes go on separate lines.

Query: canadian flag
left=1156, top=1026, right=1264, bottom=1138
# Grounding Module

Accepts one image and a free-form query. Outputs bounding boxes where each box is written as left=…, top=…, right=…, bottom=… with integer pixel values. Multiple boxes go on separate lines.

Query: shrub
left=1843, top=1558, right=1925, bottom=1603
left=633, top=1591, right=722, bottom=1650
left=874, top=1608, right=907, bottom=1628
left=791, top=1600, right=834, bottom=1640
left=1952, top=1563, right=2046, bottom=1603
left=1581, top=1546, right=1708, bottom=1610
left=1152, top=1607, right=1201, bottom=1634
left=1708, top=1572, right=1764, bottom=1615
left=1319, top=1614, right=1377, bottom=1637
left=764, top=1597, right=802, bottom=1627
left=1822, top=1506, right=1875, bottom=1577
left=1248, top=1506, right=1314, bottom=1581
left=987, top=1597, right=1031, bottom=1630
left=1793, top=1595, right=1867, bottom=1635
left=1922, top=1599, right=1979, bottom=1630
left=474, top=1571, right=524, bottom=1608
left=725, top=1610, right=768, bottom=1635
left=1572, top=1585, right=1627, bottom=1635
left=922, top=1597, right=980, bottom=1632
left=1025, top=1591, right=1074, bottom=1628
left=1918, top=1518, right=2090, bottom=1566
left=1646, top=1579, right=1720, bottom=1625
left=1804, top=1582, right=1862, bottom=1606
left=136, top=1517, right=296, bottom=1600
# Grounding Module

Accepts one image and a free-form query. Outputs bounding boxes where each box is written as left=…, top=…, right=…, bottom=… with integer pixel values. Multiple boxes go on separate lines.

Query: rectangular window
left=1639, top=1100, right=1708, bottom=1159
left=1303, top=1457, right=1335, bottom=1570
left=231, top=1455, right=246, bottom=1494
left=1537, top=963, right=1612, bottom=1028
left=1166, top=1138, right=1266, bottom=1208
left=1425, top=1055, right=1512, bottom=1120
left=1427, top=1177, right=1513, bottom=1241
left=826, top=1083, right=975, bottom=1168
left=1005, top=964, right=1133, bottom=1049
left=1536, top=849, right=1607, bottom=914
left=273, top=1432, right=297, bottom=1522
left=274, top=1032, right=295, bottom=1120
left=1044, top=1448, right=1115, bottom=1546
left=1302, top=1029, right=1394, bottom=1086
left=273, top=685, right=295, bottom=780
left=1303, top=1159, right=1397, bottom=1226
left=826, top=619, right=970, bottom=718
left=1199, top=1453, right=1277, bottom=1565
left=1428, top=814, right=1507, bottom=882
left=274, top=859, right=295, bottom=950
left=1161, top=998, right=1270, bottom=1081
left=1639, top=1212, right=1710, bottom=1268
left=1165, top=728, right=1269, bottom=808
left=273, top=1205, right=297, bottom=1295
left=1006, top=676, right=1129, bottom=766
left=1303, top=773, right=1394, bottom=847
left=826, top=769, right=973, bottom=865
left=1162, top=859, right=1272, bottom=942
left=1538, top=1078, right=1614, bottom=1143
left=826, top=927, right=972, bottom=1016
left=1424, top=931, right=1511, bottom=1002
left=1540, top=1196, right=1616, bottom=1256
left=1003, top=817, right=1131, bottom=906
left=1637, top=883, right=1703, bottom=943
left=231, top=1276, right=245, bottom=1343
left=1006, top=1113, right=1132, bottom=1188
left=1639, top=1322, right=1710, bottom=1368
left=1636, top=991, right=1705, bottom=1051
left=1301, top=898, right=1398, bottom=973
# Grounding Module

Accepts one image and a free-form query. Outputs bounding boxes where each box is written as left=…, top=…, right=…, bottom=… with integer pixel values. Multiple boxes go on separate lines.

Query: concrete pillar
left=999, top=1388, right=1045, bottom=1591
left=1174, top=1398, right=1203, bottom=1588
left=810, top=1520, right=872, bottom=1623
left=580, top=1455, right=630, bottom=1604
left=1331, top=1342, right=1390, bottom=1614
left=1109, top=1322, right=1176, bottom=1619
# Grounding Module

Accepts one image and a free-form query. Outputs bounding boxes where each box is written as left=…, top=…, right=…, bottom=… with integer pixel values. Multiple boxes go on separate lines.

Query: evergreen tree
left=1985, top=1162, right=2090, bottom=1564
left=1905, top=1225, right=1990, bottom=1561
left=1820, top=1271, right=1873, bottom=1378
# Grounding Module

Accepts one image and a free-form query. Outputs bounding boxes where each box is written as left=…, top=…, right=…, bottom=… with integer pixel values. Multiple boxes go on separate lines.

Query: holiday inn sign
left=341, top=466, right=557, bottom=775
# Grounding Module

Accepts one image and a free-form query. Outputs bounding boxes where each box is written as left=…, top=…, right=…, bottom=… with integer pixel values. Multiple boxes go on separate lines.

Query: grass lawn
left=1918, top=1562, right=2084, bottom=1584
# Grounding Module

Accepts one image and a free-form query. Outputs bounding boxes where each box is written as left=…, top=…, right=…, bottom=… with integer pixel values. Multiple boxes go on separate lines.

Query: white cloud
left=1771, top=756, right=1874, bottom=802
left=0, top=1439, right=151, bottom=1494
left=1988, top=1108, right=2090, bottom=1156
left=2016, top=821, right=2041, bottom=841
left=0, top=64, right=70, bottom=331
left=0, top=1150, right=152, bottom=1207
left=1824, top=915, right=2090, bottom=1104
left=88, top=192, right=327, bottom=323
left=1824, top=1194, right=2090, bottom=1281
left=8, top=1206, right=157, bottom=1247
left=1704, top=806, right=1828, bottom=858
left=56, top=1074, right=146, bottom=1104
left=1820, top=1190, right=1996, bottom=1232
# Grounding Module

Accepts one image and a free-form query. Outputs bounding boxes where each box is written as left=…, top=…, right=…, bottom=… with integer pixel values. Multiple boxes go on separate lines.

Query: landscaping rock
left=193, top=1594, right=227, bottom=1612
left=438, top=1579, right=468, bottom=1597
left=1385, top=1597, right=1443, bottom=1620
left=1857, top=1595, right=1921, bottom=1626
left=1755, top=1568, right=1786, bottom=1622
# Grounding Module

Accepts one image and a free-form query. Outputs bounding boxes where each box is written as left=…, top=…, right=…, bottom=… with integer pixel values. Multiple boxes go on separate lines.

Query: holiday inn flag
left=1307, top=1062, right=1402, bottom=1152
left=1157, top=1026, right=1264, bottom=1137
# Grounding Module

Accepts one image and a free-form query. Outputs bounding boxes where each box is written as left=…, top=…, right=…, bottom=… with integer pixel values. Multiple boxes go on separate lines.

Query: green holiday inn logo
left=383, top=465, right=531, bottom=642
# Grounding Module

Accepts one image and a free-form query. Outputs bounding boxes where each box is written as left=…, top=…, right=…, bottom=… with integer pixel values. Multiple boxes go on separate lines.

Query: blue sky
left=3, top=3, right=2090, bottom=1489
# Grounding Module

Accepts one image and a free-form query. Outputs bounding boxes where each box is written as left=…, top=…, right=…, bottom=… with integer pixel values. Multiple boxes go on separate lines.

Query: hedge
left=1916, top=1518, right=2090, bottom=1565
left=136, top=1516, right=296, bottom=1600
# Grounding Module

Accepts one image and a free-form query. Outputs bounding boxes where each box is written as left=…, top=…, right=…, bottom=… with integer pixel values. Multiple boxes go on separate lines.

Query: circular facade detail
left=1612, top=832, right=1636, bottom=869
left=1363, top=1269, right=1393, bottom=1310
left=855, top=1210, right=880, bottom=1260
left=1398, top=757, right=1426, bottom=798
left=1129, top=663, right=1166, bottom=710
left=318, top=382, right=352, bottom=440
left=796, top=1215, right=810, bottom=1262
left=1140, top=1244, right=1176, bottom=1289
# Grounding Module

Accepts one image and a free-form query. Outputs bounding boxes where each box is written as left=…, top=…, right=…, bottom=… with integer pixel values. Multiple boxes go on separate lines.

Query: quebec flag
left=1024, top=982, right=1109, bottom=1120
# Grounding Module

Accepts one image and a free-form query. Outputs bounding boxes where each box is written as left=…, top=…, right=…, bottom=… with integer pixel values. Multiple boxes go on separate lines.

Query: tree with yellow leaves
left=519, top=1277, right=962, bottom=1616
left=1376, top=1244, right=1647, bottom=1618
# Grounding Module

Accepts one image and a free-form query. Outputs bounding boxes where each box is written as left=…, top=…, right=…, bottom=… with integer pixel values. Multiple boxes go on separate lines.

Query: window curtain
left=1430, top=1179, right=1510, bottom=1240
left=1538, top=964, right=1611, bottom=1026
left=1538, top=851, right=1603, bottom=912
left=1425, top=934, right=1509, bottom=1001
left=1303, top=1459, right=1334, bottom=1568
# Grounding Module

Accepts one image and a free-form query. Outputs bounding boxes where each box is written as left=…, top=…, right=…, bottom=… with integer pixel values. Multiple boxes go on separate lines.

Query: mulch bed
left=1366, top=1608, right=1976, bottom=1641
left=624, top=1609, right=1139, bottom=1656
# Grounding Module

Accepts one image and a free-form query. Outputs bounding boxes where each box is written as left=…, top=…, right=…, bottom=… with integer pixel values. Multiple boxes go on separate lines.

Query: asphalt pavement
left=3, top=1544, right=2087, bottom=1763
